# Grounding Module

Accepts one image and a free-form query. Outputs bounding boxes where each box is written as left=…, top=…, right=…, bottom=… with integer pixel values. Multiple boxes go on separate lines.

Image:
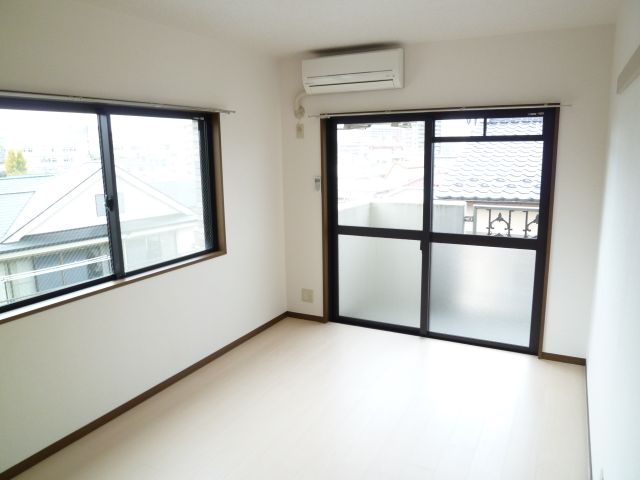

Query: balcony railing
left=339, top=200, right=539, bottom=239
left=471, top=205, right=539, bottom=238
left=0, top=254, right=110, bottom=306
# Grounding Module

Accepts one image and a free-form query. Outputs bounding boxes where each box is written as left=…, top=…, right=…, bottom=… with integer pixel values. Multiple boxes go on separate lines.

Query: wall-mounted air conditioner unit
left=302, top=48, right=404, bottom=95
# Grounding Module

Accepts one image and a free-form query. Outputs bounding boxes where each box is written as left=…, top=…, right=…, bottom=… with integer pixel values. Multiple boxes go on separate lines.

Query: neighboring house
left=431, top=139, right=541, bottom=237
left=339, top=117, right=542, bottom=237
left=0, top=163, right=203, bottom=306
left=432, top=117, right=542, bottom=237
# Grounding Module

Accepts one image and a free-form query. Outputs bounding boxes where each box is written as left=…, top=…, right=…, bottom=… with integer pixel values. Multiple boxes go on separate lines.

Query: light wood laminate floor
left=16, top=318, right=589, bottom=480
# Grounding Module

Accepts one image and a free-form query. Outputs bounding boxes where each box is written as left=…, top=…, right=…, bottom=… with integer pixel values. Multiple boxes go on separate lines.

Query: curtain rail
left=311, top=102, right=567, bottom=119
left=0, top=89, right=235, bottom=114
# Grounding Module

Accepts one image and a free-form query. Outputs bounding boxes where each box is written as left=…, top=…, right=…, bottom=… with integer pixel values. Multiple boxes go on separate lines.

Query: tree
left=4, top=149, right=28, bottom=176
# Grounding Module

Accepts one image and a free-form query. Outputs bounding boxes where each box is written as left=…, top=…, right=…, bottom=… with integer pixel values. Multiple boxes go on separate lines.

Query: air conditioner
left=302, top=48, right=404, bottom=94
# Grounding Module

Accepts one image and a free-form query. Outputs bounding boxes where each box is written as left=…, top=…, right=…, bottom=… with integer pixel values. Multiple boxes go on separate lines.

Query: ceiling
left=78, top=0, right=621, bottom=56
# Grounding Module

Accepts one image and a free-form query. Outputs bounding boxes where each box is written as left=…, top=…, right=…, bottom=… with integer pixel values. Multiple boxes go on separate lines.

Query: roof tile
left=434, top=140, right=542, bottom=202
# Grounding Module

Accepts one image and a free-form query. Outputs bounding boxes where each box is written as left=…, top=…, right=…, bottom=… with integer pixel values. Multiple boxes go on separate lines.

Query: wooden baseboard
left=285, top=311, right=326, bottom=323
left=539, top=352, right=586, bottom=366
left=0, top=312, right=289, bottom=480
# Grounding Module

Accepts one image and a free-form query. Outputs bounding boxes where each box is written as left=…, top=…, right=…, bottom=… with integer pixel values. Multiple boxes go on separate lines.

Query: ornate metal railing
left=470, top=205, right=539, bottom=238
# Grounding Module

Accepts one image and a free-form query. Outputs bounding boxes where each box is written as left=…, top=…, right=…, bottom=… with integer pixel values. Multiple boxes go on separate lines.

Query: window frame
left=0, top=96, right=225, bottom=318
left=324, top=107, right=559, bottom=355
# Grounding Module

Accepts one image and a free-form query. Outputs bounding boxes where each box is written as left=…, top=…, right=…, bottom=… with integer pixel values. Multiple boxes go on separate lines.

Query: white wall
left=280, top=25, right=613, bottom=357
left=587, top=0, right=640, bottom=478
left=0, top=0, right=286, bottom=471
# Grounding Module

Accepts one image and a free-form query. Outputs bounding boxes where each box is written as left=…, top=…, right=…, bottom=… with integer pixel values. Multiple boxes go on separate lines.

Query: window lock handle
left=105, top=195, right=115, bottom=211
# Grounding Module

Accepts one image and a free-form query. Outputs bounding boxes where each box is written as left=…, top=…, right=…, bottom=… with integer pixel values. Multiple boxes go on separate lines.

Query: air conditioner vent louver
left=302, top=49, right=404, bottom=95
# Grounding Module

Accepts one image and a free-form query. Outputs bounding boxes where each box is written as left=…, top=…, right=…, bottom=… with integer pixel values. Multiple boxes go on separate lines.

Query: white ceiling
left=79, top=0, right=621, bottom=56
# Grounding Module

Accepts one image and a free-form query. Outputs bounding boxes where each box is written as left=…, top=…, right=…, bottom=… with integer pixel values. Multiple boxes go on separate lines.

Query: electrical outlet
left=301, top=288, right=314, bottom=303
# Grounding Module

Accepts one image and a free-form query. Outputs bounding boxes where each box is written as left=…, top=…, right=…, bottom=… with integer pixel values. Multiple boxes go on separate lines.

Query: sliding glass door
left=332, top=119, right=426, bottom=331
left=327, top=108, right=557, bottom=353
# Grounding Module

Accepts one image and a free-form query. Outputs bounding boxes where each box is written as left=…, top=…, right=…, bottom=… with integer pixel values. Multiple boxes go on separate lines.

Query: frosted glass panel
left=339, top=235, right=421, bottom=327
left=429, top=243, right=535, bottom=346
left=337, top=122, right=425, bottom=230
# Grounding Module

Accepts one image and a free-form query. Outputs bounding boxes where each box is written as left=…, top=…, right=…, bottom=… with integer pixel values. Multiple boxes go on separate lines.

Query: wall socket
left=301, top=288, right=314, bottom=303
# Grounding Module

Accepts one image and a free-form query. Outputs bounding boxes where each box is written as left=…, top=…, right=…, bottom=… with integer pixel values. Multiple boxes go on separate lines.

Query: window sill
left=0, top=249, right=226, bottom=326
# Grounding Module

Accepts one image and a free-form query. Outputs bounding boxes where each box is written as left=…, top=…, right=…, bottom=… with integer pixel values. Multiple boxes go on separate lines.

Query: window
left=432, top=115, right=544, bottom=238
left=110, top=115, right=211, bottom=272
left=0, top=98, right=222, bottom=313
left=327, top=108, right=557, bottom=354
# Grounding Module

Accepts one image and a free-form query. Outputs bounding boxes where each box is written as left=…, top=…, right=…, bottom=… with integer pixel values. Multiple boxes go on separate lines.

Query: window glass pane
left=110, top=115, right=209, bottom=272
left=337, top=121, right=425, bottom=230
left=486, top=116, right=543, bottom=136
left=339, top=235, right=421, bottom=328
left=432, top=141, right=542, bottom=237
left=429, top=243, right=535, bottom=347
left=435, top=118, right=484, bottom=137
left=0, top=109, right=112, bottom=307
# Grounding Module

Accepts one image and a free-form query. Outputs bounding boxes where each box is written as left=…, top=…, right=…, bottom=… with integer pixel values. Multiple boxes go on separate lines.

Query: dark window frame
left=0, top=96, right=223, bottom=315
left=325, top=107, right=559, bottom=355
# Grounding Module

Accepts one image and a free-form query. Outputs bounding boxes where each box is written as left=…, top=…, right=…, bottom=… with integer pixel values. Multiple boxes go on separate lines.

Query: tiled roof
left=0, top=192, right=33, bottom=240
left=0, top=165, right=200, bottom=247
left=0, top=174, right=52, bottom=195
left=1, top=164, right=101, bottom=242
left=0, top=175, right=52, bottom=240
left=433, top=141, right=542, bottom=202
left=0, top=214, right=194, bottom=254
left=0, top=225, right=108, bottom=254
left=484, top=116, right=543, bottom=136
